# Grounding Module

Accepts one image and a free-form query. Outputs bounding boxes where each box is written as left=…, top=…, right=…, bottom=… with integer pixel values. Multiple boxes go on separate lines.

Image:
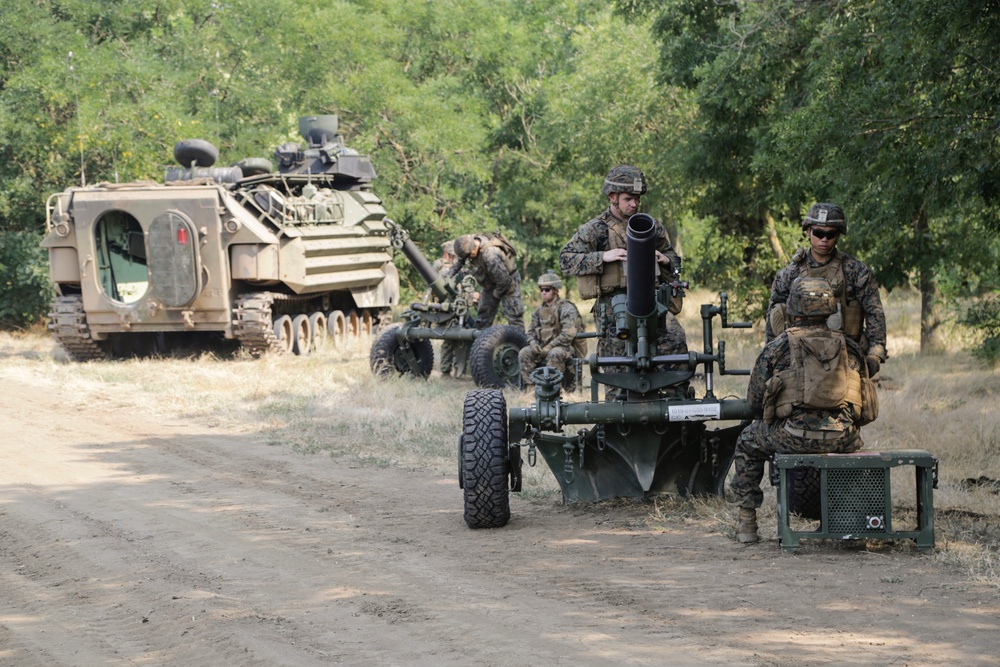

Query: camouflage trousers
left=439, top=339, right=470, bottom=376
left=518, top=345, right=574, bottom=387
left=729, top=419, right=863, bottom=509
left=476, top=274, right=524, bottom=329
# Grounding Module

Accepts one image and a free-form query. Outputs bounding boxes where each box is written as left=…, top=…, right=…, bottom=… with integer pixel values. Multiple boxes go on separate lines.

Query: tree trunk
left=916, top=210, right=943, bottom=353
left=765, top=212, right=787, bottom=262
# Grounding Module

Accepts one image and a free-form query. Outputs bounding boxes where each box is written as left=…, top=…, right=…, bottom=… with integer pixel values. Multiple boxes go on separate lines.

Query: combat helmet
left=453, top=235, right=477, bottom=259
left=787, top=276, right=837, bottom=319
left=537, top=271, right=562, bottom=290
left=441, top=240, right=455, bottom=256
left=602, top=165, right=647, bottom=196
left=802, top=203, right=847, bottom=234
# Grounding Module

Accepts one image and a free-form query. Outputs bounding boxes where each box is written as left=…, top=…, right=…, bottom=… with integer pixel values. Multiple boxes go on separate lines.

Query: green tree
left=621, top=0, right=1000, bottom=351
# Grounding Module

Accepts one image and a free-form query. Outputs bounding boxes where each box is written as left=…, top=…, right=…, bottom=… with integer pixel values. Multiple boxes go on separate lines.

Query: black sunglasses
left=539, top=287, right=555, bottom=293
left=811, top=228, right=840, bottom=240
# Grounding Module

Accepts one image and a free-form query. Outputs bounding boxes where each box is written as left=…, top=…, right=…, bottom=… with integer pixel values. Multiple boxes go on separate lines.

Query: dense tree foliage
left=619, top=0, right=1000, bottom=351
left=2, top=0, right=998, bottom=359
left=0, top=0, right=689, bottom=311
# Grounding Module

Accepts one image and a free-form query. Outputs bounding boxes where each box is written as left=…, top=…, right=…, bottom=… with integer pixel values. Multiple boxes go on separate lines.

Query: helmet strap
left=609, top=195, right=627, bottom=222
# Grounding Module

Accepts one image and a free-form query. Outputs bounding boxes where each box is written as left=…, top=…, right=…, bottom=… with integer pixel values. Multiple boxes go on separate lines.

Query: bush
left=959, top=295, right=1000, bottom=368
left=0, top=230, right=54, bottom=329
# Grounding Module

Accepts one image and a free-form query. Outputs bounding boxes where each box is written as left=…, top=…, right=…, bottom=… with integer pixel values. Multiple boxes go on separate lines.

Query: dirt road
left=1, top=373, right=997, bottom=666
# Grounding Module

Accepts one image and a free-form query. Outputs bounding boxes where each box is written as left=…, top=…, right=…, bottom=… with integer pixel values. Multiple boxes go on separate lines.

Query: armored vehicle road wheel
left=788, top=466, right=822, bottom=520
left=272, top=315, right=294, bottom=354
left=369, top=325, right=434, bottom=378
left=327, top=310, right=347, bottom=346
left=469, top=325, right=529, bottom=389
left=308, top=312, right=327, bottom=351
left=461, top=389, right=511, bottom=528
left=291, top=314, right=311, bottom=355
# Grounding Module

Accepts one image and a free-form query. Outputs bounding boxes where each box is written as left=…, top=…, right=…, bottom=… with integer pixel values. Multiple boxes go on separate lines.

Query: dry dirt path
left=1, top=373, right=997, bottom=666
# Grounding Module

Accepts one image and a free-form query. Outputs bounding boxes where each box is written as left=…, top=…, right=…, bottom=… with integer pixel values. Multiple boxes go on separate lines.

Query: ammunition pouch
left=763, top=375, right=785, bottom=424
left=577, top=260, right=627, bottom=299
left=768, top=303, right=788, bottom=338
left=858, top=374, right=879, bottom=426
left=843, top=299, right=863, bottom=339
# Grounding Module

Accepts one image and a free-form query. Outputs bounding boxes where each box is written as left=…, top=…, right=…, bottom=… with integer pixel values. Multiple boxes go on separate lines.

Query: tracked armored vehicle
left=459, top=213, right=754, bottom=528
left=42, top=115, right=399, bottom=360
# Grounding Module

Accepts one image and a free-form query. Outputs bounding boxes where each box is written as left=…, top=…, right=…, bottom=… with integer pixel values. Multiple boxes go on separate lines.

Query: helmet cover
left=453, top=235, right=476, bottom=259
left=602, top=165, right=647, bottom=196
left=802, top=203, right=847, bottom=234
left=537, top=271, right=562, bottom=290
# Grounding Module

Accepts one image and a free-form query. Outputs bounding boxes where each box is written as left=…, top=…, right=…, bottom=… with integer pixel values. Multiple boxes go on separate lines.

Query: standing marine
left=445, top=232, right=523, bottom=330
left=559, top=165, right=687, bottom=375
left=731, top=276, right=877, bottom=544
left=518, top=271, right=586, bottom=390
left=432, top=240, right=465, bottom=377
left=766, top=203, right=887, bottom=378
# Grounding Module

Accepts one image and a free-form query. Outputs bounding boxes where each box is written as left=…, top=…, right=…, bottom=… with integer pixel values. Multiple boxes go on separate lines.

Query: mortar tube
left=626, top=213, right=657, bottom=318
left=400, top=237, right=456, bottom=301
left=401, top=327, right=480, bottom=342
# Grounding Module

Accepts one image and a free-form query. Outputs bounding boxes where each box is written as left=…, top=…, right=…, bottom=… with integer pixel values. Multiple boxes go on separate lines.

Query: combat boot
left=736, top=508, right=759, bottom=544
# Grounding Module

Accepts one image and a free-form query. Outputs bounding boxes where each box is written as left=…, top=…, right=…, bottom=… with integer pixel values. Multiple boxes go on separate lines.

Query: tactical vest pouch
left=577, top=274, right=599, bottom=299
left=577, top=260, right=626, bottom=299
left=763, top=375, right=785, bottom=424
left=859, top=375, right=879, bottom=425
left=843, top=300, right=863, bottom=339
left=769, top=303, right=788, bottom=337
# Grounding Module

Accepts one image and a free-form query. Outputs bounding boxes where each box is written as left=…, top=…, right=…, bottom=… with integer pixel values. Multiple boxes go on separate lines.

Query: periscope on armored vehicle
left=42, top=115, right=399, bottom=360
left=459, top=213, right=756, bottom=528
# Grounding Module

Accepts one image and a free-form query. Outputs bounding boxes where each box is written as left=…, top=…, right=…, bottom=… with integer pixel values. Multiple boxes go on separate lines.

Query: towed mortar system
left=370, top=220, right=527, bottom=388
left=42, top=115, right=399, bottom=360
left=460, top=213, right=754, bottom=527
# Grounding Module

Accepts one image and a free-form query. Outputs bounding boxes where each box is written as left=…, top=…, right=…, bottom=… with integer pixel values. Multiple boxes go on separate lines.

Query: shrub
left=959, top=295, right=1000, bottom=368
left=0, top=230, right=54, bottom=329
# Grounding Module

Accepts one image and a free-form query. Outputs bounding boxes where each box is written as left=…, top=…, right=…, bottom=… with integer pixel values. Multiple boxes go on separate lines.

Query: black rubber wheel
left=369, top=325, right=434, bottom=378
left=788, top=466, right=822, bottom=519
left=173, top=139, right=218, bottom=167
left=469, top=325, right=528, bottom=389
left=236, top=157, right=273, bottom=177
left=461, top=389, right=510, bottom=528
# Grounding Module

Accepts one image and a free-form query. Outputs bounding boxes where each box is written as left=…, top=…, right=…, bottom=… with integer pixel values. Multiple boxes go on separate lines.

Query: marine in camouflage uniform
left=518, top=272, right=585, bottom=388
left=731, top=277, right=870, bottom=544
left=559, top=165, right=687, bottom=371
left=447, top=233, right=524, bottom=329
left=766, top=203, right=887, bottom=378
left=432, top=240, right=466, bottom=377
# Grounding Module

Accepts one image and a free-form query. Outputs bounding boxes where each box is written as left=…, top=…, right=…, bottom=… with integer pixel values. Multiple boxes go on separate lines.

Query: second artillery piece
left=370, top=220, right=528, bottom=388
left=459, top=213, right=755, bottom=528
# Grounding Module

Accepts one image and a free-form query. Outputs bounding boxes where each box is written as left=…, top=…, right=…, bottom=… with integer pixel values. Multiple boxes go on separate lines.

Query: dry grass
left=1, top=286, right=997, bottom=584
